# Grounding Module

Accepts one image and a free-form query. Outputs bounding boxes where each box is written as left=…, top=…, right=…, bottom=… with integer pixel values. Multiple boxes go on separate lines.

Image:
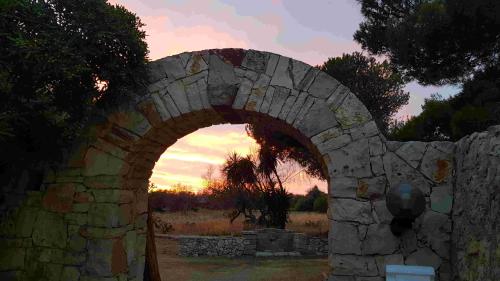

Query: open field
left=153, top=209, right=329, bottom=237
left=156, top=238, right=329, bottom=281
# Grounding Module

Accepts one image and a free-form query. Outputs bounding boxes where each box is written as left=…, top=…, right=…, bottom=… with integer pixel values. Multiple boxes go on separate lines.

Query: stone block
left=308, top=71, right=341, bottom=99
left=83, top=148, right=130, bottom=177
left=32, top=210, right=67, bottom=249
left=356, top=176, right=387, bottom=200
left=207, top=54, right=239, bottom=106
left=375, top=254, right=404, bottom=277
left=327, top=138, right=372, bottom=178
left=329, top=198, right=374, bottom=224
left=329, top=177, right=357, bottom=198
left=267, top=86, right=291, bottom=117
left=368, top=136, right=384, bottom=156
left=329, top=221, right=362, bottom=254
left=87, top=203, right=132, bottom=227
left=290, top=59, right=311, bottom=89
left=329, top=254, right=378, bottom=276
left=382, top=152, right=431, bottom=195
left=61, top=266, right=81, bottom=281
left=405, top=247, right=442, bottom=270
left=394, top=141, right=428, bottom=169
left=370, top=156, right=385, bottom=176
left=334, top=92, right=372, bottom=129
left=294, top=100, right=339, bottom=137
left=420, top=145, right=454, bottom=184
left=372, top=200, right=392, bottom=224
left=269, top=56, right=293, bottom=88
left=362, top=224, right=399, bottom=255
left=241, top=50, right=268, bottom=73
left=430, top=185, right=453, bottom=214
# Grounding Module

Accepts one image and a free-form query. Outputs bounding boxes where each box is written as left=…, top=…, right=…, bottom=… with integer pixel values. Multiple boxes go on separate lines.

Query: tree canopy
left=354, top=0, right=500, bottom=141
left=0, top=0, right=149, bottom=187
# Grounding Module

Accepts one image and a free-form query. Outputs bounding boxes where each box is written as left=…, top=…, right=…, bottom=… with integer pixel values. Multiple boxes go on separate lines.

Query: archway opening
left=133, top=110, right=331, bottom=280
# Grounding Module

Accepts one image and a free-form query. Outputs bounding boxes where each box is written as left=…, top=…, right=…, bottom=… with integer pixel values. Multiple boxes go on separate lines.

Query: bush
left=313, top=196, right=328, bottom=213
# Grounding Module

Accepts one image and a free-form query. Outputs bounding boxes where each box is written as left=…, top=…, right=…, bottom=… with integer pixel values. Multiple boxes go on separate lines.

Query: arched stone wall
left=0, top=49, right=457, bottom=281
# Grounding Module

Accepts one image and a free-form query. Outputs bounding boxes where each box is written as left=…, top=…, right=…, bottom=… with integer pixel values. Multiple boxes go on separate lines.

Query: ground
left=155, top=238, right=329, bottom=281
left=153, top=209, right=329, bottom=237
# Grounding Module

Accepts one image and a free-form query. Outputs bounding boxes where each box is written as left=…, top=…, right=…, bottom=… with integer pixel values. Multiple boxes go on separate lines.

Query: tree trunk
left=144, top=201, right=161, bottom=281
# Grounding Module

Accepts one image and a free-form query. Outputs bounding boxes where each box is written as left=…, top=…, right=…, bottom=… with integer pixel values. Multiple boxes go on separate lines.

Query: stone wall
left=451, top=125, right=500, bottom=281
left=164, top=229, right=329, bottom=258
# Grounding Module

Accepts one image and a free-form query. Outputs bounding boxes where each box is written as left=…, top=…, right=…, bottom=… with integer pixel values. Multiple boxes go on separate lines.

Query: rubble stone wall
left=451, top=126, right=500, bottom=281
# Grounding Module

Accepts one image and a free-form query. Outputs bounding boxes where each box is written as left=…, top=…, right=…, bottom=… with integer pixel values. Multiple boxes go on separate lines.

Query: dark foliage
left=0, top=0, right=148, bottom=187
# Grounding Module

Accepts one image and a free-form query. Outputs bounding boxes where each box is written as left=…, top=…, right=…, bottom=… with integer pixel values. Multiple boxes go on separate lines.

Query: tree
left=355, top=0, right=500, bottom=140
left=218, top=150, right=291, bottom=229
left=0, top=0, right=148, bottom=189
left=354, top=0, right=500, bottom=85
left=319, top=52, right=409, bottom=134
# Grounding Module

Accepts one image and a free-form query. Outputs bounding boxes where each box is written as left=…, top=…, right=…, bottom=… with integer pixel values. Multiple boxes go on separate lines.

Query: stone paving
left=0, top=48, right=498, bottom=281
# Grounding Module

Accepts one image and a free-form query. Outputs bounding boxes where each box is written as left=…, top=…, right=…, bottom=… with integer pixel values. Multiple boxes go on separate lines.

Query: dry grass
left=153, top=209, right=329, bottom=237
left=155, top=237, right=329, bottom=281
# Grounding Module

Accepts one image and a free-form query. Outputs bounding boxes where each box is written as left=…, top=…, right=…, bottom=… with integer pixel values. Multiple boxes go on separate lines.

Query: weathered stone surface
left=356, top=176, right=386, bottom=200
left=316, top=134, right=352, bottom=155
left=42, top=183, right=76, bottom=213
left=329, top=221, right=362, bottom=254
left=327, top=138, right=372, bottom=178
left=232, top=77, right=254, bottom=109
left=329, top=177, right=357, bottom=198
left=269, top=56, right=293, bottom=88
left=329, top=198, right=374, bottom=224
left=290, top=59, right=311, bottom=90
left=241, top=50, right=268, bottom=73
left=294, top=100, right=339, bottom=137
left=186, top=53, right=208, bottom=75
left=372, top=200, right=392, bottom=224
left=415, top=210, right=451, bottom=259
left=32, top=211, right=67, bottom=249
left=420, top=145, right=453, bottom=184
left=394, top=141, right=427, bottom=168
left=285, top=91, right=309, bottom=124
left=382, top=152, right=431, bottom=195
left=405, top=247, right=442, bottom=270
left=207, top=54, right=239, bottom=106
left=85, top=239, right=114, bottom=276
left=400, top=229, right=418, bottom=258
left=350, top=121, right=379, bottom=141
left=83, top=148, right=130, bottom=177
left=268, top=86, right=290, bottom=117
left=334, top=92, right=372, bottom=129
left=329, top=254, right=378, bottom=276
left=245, top=74, right=271, bottom=112
left=375, top=254, right=404, bottom=277
left=362, top=224, right=399, bottom=255
left=430, top=184, right=453, bottom=214
left=368, top=136, right=384, bottom=156
left=87, top=203, right=132, bottom=227
left=370, top=156, right=385, bottom=176
left=308, top=71, right=340, bottom=99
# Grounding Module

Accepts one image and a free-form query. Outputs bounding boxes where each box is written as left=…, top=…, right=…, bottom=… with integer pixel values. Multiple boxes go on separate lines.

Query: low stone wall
left=177, top=235, right=245, bottom=257
left=163, top=228, right=328, bottom=258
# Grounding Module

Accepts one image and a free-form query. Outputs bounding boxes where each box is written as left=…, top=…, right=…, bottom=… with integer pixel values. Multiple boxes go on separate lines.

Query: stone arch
left=0, top=49, right=456, bottom=281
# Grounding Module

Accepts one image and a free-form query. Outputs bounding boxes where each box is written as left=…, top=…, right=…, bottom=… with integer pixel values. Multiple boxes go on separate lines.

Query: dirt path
left=155, top=238, right=329, bottom=281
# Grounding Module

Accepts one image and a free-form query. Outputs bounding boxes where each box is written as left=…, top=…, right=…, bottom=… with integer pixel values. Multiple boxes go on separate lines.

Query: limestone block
left=316, top=134, right=352, bottom=155
left=362, top=224, right=399, bottom=255
left=382, top=152, right=431, bottom=195
left=285, top=91, right=309, bottom=124
left=329, top=254, right=378, bottom=276
left=350, top=121, right=379, bottom=141
left=87, top=203, right=132, bottom=227
left=106, top=109, right=152, bottom=138
left=85, top=239, right=114, bottom=276
left=290, top=59, right=311, bottom=90
left=159, top=92, right=181, bottom=118
left=278, top=89, right=299, bottom=120
left=265, top=53, right=280, bottom=76
left=326, top=84, right=349, bottom=111
left=290, top=97, right=315, bottom=128
left=327, top=138, right=372, bottom=178
left=369, top=136, right=384, bottom=156
left=420, top=145, right=454, bottom=184
left=83, top=148, right=130, bottom=177
left=405, top=247, right=442, bottom=270
left=356, top=176, right=387, bottom=200
left=184, top=80, right=204, bottom=112
left=232, top=77, right=254, bottom=109
left=245, top=74, right=271, bottom=112
left=186, top=53, right=208, bottom=76
left=375, top=254, right=404, bottom=277
left=372, top=200, right=393, bottom=225
left=329, top=221, right=362, bottom=254
left=430, top=185, right=453, bottom=214
left=42, top=183, right=76, bottom=213
left=394, top=141, right=428, bottom=169
left=166, top=80, right=190, bottom=114
left=400, top=229, right=418, bottom=258
left=154, top=56, right=187, bottom=81
left=329, top=198, right=374, bottom=224
left=268, top=86, right=291, bottom=117
left=294, top=100, right=339, bottom=138
left=334, top=92, right=372, bottom=129
left=258, top=84, right=274, bottom=113
left=32, top=210, right=67, bottom=249
left=308, top=71, right=341, bottom=99
left=241, top=50, right=268, bottom=73
left=329, top=177, right=357, bottom=198
left=269, top=56, right=293, bottom=88
left=207, top=54, right=239, bottom=106
left=296, top=67, right=320, bottom=91
left=311, top=127, right=343, bottom=146
left=370, top=156, right=385, bottom=176
left=415, top=210, right=451, bottom=259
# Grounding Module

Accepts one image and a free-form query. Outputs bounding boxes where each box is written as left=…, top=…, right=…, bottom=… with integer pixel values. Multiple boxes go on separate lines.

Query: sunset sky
left=109, top=0, right=460, bottom=194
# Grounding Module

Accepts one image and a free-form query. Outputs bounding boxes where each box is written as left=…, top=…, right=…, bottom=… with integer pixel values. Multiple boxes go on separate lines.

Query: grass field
left=156, top=237, right=329, bottom=281
left=153, top=209, right=329, bottom=237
